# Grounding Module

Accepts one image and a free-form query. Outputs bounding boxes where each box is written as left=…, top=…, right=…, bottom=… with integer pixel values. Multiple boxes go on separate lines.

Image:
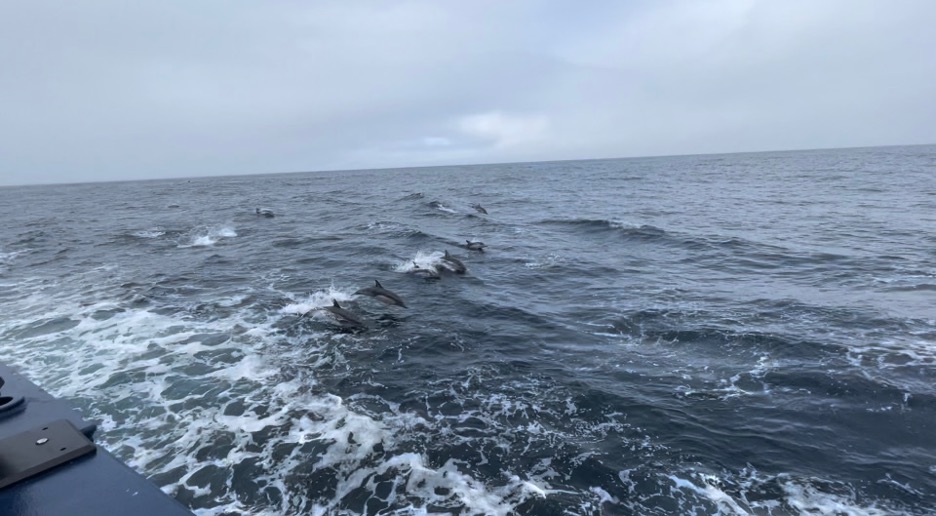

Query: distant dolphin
left=410, top=261, right=440, bottom=279
left=256, top=208, right=275, bottom=218
left=355, top=280, right=407, bottom=307
left=470, top=203, right=488, bottom=215
left=325, top=299, right=366, bottom=328
left=440, top=250, right=466, bottom=274
left=465, top=240, right=487, bottom=251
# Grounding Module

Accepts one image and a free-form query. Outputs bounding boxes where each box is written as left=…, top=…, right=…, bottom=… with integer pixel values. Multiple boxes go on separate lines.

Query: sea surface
left=1, top=145, right=935, bottom=515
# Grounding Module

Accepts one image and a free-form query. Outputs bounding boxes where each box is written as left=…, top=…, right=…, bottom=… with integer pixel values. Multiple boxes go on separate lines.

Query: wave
left=539, top=217, right=666, bottom=237
left=353, top=221, right=433, bottom=240
left=13, top=229, right=48, bottom=246
left=883, top=283, right=936, bottom=292
left=271, top=235, right=343, bottom=249
left=11, top=295, right=605, bottom=513
left=3, top=148, right=934, bottom=514
left=873, top=266, right=936, bottom=292
left=536, top=219, right=823, bottom=272
left=653, top=468, right=906, bottom=515
left=0, top=250, right=23, bottom=273
left=522, top=252, right=568, bottom=270
left=1, top=286, right=924, bottom=514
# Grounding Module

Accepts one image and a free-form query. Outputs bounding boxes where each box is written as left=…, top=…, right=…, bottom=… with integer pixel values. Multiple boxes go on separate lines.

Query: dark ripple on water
left=1, top=145, right=936, bottom=514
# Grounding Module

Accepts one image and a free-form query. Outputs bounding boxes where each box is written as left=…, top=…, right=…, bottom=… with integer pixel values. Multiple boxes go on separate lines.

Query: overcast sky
left=1, top=1, right=934, bottom=186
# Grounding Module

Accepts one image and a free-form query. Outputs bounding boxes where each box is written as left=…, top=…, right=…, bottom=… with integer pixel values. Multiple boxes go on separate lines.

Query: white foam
left=178, top=224, right=238, bottom=248
left=208, top=353, right=277, bottom=383
left=782, top=479, right=890, bottom=516
left=0, top=249, right=23, bottom=263
left=608, top=219, right=643, bottom=230
left=524, top=253, right=565, bottom=270
left=668, top=474, right=748, bottom=515
left=660, top=467, right=903, bottom=515
left=131, top=229, right=166, bottom=239
left=190, top=235, right=216, bottom=247
left=845, top=333, right=936, bottom=372
left=588, top=486, right=619, bottom=505
left=216, top=226, right=237, bottom=238
left=0, top=249, right=24, bottom=274
left=430, top=202, right=456, bottom=214
left=215, top=294, right=249, bottom=308
left=7, top=258, right=908, bottom=514
left=279, top=285, right=358, bottom=318
left=394, top=250, right=444, bottom=273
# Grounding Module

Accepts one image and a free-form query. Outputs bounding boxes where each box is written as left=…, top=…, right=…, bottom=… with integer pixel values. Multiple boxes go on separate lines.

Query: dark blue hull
left=0, top=362, right=192, bottom=515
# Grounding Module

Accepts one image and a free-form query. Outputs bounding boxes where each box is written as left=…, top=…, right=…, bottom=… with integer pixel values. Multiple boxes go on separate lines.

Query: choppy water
left=1, top=145, right=935, bottom=515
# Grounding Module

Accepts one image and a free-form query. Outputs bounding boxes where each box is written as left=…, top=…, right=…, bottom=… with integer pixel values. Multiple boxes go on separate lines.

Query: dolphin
left=410, top=261, right=440, bottom=279
left=465, top=240, right=487, bottom=251
left=440, top=250, right=466, bottom=274
left=256, top=207, right=275, bottom=218
left=428, top=200, right=455, bottom=213
left=324, top=299, right=366, bottom=328
left=355, top=280, right=407, bottom=307
left=470, top=203, right=488, bottom=215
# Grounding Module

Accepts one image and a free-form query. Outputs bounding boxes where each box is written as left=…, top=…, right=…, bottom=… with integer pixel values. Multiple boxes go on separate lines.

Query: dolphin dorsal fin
left=332, top=299, right=341, bottom=308
left=444, top=250, right=450, bottom=257
left=375, top=280, right=382, bottom=288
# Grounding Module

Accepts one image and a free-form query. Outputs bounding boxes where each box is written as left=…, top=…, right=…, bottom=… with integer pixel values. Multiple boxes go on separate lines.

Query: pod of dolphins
left=276, top=202, right=489, bottom=331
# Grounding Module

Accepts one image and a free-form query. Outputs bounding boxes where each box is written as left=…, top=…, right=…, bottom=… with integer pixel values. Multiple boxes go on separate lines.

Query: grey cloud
left=1, top=1, right=934, bottom=185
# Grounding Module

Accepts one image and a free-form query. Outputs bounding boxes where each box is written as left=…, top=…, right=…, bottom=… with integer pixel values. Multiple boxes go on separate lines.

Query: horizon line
left=2, top=141, right=933, bottom=189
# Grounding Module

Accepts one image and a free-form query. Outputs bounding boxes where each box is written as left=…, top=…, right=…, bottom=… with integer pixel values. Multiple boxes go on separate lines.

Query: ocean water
left=0, top=145, right=934, bottom=515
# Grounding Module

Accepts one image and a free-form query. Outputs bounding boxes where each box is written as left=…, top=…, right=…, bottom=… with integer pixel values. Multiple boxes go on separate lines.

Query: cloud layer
left=1, top=1, right=934, bottom=185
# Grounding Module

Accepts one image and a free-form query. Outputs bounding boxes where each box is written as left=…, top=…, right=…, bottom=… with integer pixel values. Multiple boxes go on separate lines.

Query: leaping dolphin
left=440, top=250, right=466, bottom=274
left=324, top=299, right=366, bottom=328
left=465, top=240, right=487, bottom=251
left=256, top=208, right=275, bottom=218
left=355, top=280, right=407, bottom=307
left=470, top=203, right=488, bottom=215
left=410, top=261, right=440, bottom=279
